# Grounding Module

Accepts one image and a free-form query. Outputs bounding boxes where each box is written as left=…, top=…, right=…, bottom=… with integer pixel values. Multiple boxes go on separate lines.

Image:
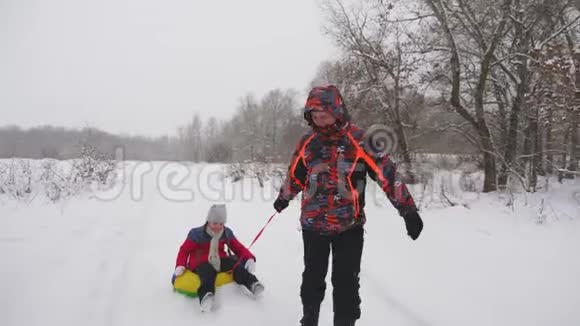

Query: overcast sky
left=0, top=0, right=337, bottom=137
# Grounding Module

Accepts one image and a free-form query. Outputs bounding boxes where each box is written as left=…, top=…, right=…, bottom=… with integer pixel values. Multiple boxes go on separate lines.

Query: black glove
left=403, top=211, right=423, bottom=240
left=273, top=197, right=289, bottom=213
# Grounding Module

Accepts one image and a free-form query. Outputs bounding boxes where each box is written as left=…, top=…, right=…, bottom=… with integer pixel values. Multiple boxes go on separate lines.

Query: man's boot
left=333, top=317, right=356, bottom=326
left=299, top=305, right=320, bottom=326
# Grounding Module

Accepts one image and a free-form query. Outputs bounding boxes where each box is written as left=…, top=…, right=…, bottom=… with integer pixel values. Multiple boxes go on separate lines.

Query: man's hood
left=303, top=85, right=351, bottom=128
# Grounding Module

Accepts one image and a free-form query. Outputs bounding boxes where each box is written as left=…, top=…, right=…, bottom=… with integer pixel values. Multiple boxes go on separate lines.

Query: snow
left=1, top=161, right=580, bottom=326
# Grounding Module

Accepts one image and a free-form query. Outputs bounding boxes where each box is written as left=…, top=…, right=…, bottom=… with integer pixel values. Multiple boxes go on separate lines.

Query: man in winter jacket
left=273, top=85, right=423, bottom=326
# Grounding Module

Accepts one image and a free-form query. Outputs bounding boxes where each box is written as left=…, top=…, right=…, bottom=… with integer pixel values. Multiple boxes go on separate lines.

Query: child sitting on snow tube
left=172, top=203, right=264, bottom=312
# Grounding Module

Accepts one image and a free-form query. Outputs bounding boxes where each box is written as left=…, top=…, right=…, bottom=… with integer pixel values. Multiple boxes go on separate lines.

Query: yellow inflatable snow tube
left=173, top=270, right=234, bottom=297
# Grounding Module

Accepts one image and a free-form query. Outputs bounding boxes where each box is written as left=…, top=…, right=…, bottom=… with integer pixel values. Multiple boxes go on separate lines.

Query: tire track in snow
left=74, top=164, right=157, bottom=325
left=81, top=210, right=137, bottom=325
left=101, top=165, right=160, bottom=326
left=361, top=271, right=431, bottom=326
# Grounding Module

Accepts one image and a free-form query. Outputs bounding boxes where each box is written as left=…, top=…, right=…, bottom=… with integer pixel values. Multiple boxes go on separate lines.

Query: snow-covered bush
left=0, top=160, right=32, bottom=200
left=226, top=161, right=285, bottom=187
left=69, top=142, right=117, bottom=193
left=0, top=143, right=118, bottom=202
left=39, top=159, right=67, bottom=202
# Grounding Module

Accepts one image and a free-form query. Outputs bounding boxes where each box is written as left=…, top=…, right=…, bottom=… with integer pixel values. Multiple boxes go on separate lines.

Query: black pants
left=194, top=257, right=258, bottom=302
left=301, top=226, right=364, bottom=320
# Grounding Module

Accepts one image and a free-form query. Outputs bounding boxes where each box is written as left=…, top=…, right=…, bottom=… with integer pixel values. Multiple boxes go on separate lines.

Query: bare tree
left=421, top=0, right=514, bottom=192
left=322, top=0, right=425, bottom=176
left=260, top=89, right=299, bottom=161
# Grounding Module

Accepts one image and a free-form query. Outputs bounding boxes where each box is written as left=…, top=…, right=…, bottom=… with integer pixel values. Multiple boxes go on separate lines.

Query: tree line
left=0, top=88, right=476, bottom=163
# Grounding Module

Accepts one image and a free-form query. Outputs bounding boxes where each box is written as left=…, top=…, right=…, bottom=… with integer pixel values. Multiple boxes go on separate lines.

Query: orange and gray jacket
left=277, top=85, right=417, bottom=235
